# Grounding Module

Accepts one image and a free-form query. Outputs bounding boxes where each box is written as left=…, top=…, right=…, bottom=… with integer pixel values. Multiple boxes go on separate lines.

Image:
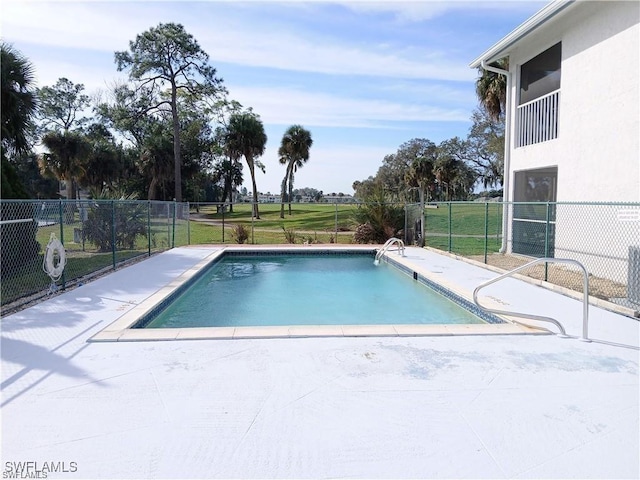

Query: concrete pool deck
left=1, top=245, right=638, bottom=479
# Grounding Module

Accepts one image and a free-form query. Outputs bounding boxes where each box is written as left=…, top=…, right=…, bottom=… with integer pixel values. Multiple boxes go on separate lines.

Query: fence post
left=58, top=199, right=66, bottom=289
left=496, top=202, right=501, bottom=246
left=111, top=200, right=116, bottom=269
left=484, top=202, right=489, bottom=264
left=147, top=201, right=151, bottom=256
left=186, top=202, right=190, bottom=246
left=335, top=202, right=338, bottom=242
left=448, top=202, right=452, bottom=253
left=403, top=204, right=407, bottom=245
left=172, top=200, right=176, bottom=248
left=222, top=203, right=225, bottom=243
left=544, top=202, right=551, bottom=281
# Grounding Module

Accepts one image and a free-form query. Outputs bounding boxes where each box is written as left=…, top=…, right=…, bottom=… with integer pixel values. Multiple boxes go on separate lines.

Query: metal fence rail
left=0, top=199, right=189, bottom=314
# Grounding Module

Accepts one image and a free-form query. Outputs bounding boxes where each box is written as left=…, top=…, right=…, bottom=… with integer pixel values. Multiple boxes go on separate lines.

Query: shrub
left=231, top=224, right=250, bottom=244
left=352, top=187, right=404, bottom=244
left=353, top=223, right=376, bottom=244
left=282, top=226, right=297, bottom=244
left=83, top=189, right=147, bottom=252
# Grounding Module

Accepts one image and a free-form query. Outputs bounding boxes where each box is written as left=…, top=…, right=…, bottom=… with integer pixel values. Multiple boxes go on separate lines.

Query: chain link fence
left=422, top=201, right=640, bottom=313
left=2, top=199, right=637, bottom=315
left=0, top=199, right=189, bottom=314
left=189, top=202, right=363, bottom=245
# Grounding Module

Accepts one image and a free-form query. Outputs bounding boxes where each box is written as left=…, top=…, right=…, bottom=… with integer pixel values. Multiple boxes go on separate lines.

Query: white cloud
left=228, top=85, right=469, bottom=128
left=332, top=0, right=545, bottom=23
left=195, top=27, right=473, bottom=81
left=2, top=1, right=474, bottom=82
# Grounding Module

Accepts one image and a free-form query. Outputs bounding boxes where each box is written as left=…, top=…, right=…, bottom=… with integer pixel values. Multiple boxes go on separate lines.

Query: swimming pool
left=90, top=246, right=531, bottom=342
left=139, top=252, right=489, bottom=329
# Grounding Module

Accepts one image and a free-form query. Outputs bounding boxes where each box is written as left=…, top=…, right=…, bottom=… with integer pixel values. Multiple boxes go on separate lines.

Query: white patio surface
left=1, top=246, right=638, bottom=479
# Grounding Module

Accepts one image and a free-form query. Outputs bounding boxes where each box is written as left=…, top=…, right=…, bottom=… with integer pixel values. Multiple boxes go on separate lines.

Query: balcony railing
left=516, top=89, right=560, bottom=147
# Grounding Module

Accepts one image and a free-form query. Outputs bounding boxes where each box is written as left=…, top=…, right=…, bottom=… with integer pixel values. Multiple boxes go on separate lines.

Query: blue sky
left=2, top=0, right=545, bottom=195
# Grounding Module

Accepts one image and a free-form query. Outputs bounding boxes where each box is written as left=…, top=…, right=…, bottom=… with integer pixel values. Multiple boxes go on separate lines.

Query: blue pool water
left=142, top=253, right=488, bottom=328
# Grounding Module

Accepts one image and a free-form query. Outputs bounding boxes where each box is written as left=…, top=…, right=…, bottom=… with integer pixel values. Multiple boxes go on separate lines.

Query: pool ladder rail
left=374, top=238, right=405, bottom=266
left=473, top=257, right=591, bottom=342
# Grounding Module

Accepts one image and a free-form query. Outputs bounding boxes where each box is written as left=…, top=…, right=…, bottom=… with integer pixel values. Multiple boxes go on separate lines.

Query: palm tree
left=40, top=130, right=90, bottom=200
left=434, top=156, right=460, bottom=201
left=278, top=125, right=313, bottom=218
left=224, top=112, right=267, bottom=219
left=138, top=126, right=174, bottom=200
left=1, top=42, right=37, bottom=155
left=212, top=158, right=243, bottom=208
left=475, top=58, right=508, bottom=121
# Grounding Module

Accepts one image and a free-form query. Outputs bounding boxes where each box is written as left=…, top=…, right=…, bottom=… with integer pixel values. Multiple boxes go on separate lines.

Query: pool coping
left=88, top=245, right=542, bottom=342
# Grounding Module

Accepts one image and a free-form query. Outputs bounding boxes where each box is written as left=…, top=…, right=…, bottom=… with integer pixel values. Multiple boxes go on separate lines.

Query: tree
left=39, top=130, right=90, bottom=200
left=137, top=121, right=174, bottom=200
left=81, top=123, right=124, bottom=191
left=115, top=22, right=225, bottom=202
left=12, top=152, right=59, bottom=198
left=210, top=99, right=245, bottom=211
left=278, top=125, right=313, bottom=218
left=398, top=139, right=437, bottom=203
left=0, top=43, right=41, bottom=279
left=434, top=141, right=478, bottom=201
left=1, top=42, right=38, bottom=157
left=466, top=107, right=504, bottom=188
left=224, top=111, right=267, bottom=218
left=97, top=81, right=220, bottom=200
left=475, top=58, right=508, bottom=121
left=212, top=158, right=243, bottom=207
left=36, top=77, right=90, bottom=132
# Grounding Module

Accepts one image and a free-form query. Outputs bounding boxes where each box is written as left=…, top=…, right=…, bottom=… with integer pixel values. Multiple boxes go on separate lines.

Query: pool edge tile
left=287, top=325, right=345, bottom=338
left=341, top=325, right=398, bottom=337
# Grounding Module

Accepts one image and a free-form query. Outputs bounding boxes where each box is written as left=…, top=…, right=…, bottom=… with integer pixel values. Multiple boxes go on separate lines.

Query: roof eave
left=469, top=0, right=576, bottom=68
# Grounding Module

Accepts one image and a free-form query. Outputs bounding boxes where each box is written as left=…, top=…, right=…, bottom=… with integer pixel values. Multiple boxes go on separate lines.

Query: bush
left=282, top=226, right=297, bottom=244
left=353, top=223, right=376, bottom=244
left=352, top=187, right=404, bottom=244
left=231, top=224, right=250, bottom=244
left=83, top=189, right=147, bottom=252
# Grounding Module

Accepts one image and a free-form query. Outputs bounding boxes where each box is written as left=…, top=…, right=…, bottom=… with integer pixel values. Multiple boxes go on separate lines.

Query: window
left=512, top=167, right=558, bottom=257
left=519, top=43, right=561, bottom=105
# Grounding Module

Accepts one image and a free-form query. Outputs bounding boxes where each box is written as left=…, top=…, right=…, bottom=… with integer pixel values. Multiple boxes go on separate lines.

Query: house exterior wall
left=503, top=1, right=639, bottom=283
left=507, top=0, right=639, bottom=203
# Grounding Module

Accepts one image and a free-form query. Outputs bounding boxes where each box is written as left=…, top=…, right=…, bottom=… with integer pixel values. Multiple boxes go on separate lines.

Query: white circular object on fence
left=43, top=233, right=66, bottom=281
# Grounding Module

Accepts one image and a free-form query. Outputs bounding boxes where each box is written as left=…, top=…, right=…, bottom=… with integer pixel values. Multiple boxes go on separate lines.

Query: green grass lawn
left=189, top=202, right=503, bottom=253
left=425, top=203, right=503, bottom=236
left=194, top=203, right=358, bottom=231
left=426, top=234, right=502, bottom=256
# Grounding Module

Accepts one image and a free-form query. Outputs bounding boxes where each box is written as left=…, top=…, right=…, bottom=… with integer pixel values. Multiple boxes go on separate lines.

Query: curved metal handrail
left=374, top=238, right=405, bottom=265
left=473, top=257, right=591, bottom=341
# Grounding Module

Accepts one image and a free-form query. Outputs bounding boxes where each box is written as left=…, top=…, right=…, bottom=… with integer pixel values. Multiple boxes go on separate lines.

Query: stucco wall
left=503, top=1, right=639, bottom=285
left=507, top=0, right=639, bottom=203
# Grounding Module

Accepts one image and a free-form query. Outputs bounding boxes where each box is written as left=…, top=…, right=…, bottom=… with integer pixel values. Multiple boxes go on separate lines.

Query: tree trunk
left=288, top=169, right=294, bottom=215
left=280, top=175, right=287, bottom=219
left=64, top=178, right=74, bottom=200
left=148, top=176, right=159, bottom=200
left=171, top=84, right=182, bottom=202
left=247, top=155, right=259, bottom=219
